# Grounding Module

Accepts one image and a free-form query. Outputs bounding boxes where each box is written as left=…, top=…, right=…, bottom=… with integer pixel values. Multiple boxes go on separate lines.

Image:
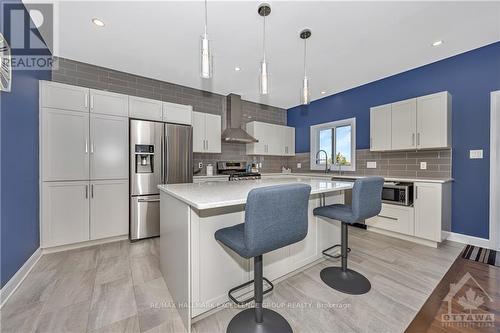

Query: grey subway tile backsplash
left=52, top=57, right=288, bottom=174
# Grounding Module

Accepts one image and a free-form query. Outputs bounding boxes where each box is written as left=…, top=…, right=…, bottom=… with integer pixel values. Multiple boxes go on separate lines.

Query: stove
left=216, top=161, right=261, bottom=181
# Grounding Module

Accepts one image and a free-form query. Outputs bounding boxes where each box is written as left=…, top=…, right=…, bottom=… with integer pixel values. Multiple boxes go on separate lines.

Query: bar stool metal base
left=320, top=267, right=371, bottom=295
left=226, top=308, right=293, bottom=333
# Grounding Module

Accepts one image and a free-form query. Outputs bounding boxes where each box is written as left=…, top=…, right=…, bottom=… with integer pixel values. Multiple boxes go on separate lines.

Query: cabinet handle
left=84, top=93, right=89, bottom=108
left=90, top=95, right=95, bottom=109
left=378, top=214, right=398, bottom=221
left=85, top=185, right=88, bottom=199
left=206, top=140, right=209, bottom=150
left=415, top=186, right=418, bottom=200
left=417, top=133, right=420, bottom=146
left=91, top=184, right=94, bottom=198
left=412, top=133, right=415, bottom=146
left=85, top=139, right=88, bottom=154
left=90, top=142, right=95, bottom=153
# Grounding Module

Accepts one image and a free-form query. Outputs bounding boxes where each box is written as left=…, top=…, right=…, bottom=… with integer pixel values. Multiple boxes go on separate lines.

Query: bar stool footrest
left=228, top=277, right=274, bottom=306
left=322, top=244, right=351, bottom=259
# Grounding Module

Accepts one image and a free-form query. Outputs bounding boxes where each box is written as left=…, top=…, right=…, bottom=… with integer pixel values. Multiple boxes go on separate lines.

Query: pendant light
left=300, top=29, right=311, bottom=105
left=200, top=0, right=212, bottom=79
left=258, top=3, right=271, bottom=95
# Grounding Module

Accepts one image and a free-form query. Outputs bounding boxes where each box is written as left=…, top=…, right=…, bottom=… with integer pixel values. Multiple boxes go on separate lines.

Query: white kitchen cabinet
left=129, top=96, right=162, bottom=121
left=366, top=203, right=415, bottom=235
left=283, top=126, right=295, bottom=156
left=416, top=92, right=451, bottom=149
left=391, top=98, right=417, bottom=150
left=90, top=114, right=129, bottom=180
left=370, top=104, right=392, bottom=151
left=89, top=89, right=129, bottom=117
left=370, top=91, right=451, bottom=152
left=163, top=102, right=192, bottom=125
left=414, top=182, right=443, bottom=242
left=192, top=111, right=221, bottom=153
left=41, top=108, right=90, bottom=181
left=246, top=121, right=295, bottom=156
left=42, top=181, right=90, bottom=247
left=90, top=179, right=129, bottom=240
left=41, top=81, right=89, bottom=113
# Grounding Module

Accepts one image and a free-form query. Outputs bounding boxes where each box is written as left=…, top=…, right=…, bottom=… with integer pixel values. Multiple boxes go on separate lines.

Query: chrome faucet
left=315, top=150, right=330, bottom=173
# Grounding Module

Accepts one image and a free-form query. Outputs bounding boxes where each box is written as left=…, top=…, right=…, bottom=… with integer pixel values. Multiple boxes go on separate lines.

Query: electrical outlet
left=420, top=162, right=427, bottom=170
left=470, top=149, right=483, bottom=159
left=367, top=161, right=377, bottom=169
left=297, top=163, right=302, bottom=169
left=198, top=162, right=203, bottom=169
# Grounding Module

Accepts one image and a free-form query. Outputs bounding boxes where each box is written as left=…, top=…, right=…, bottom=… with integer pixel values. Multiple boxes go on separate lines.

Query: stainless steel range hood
left=221, top=94, right=258, bottom=143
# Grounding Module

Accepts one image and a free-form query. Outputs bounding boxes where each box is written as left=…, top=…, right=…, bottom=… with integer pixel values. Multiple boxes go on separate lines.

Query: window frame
left=309, top=117, right=356, bottom=172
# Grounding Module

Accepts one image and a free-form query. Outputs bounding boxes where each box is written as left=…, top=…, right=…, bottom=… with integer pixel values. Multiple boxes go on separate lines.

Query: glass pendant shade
left=200, top=34, right=212, bottom=79
left=259, top=60, right=269, bottom=95
left=301, top=76, right=310, bottom=105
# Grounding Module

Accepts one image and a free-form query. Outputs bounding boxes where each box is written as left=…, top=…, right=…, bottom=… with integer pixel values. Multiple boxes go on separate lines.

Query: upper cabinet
left=370, top=91, right=451, bottom=152
left=163, top=102, right=192, bottom=125
left=416, top=92, right=452, bottom=150
left=89, top=89, right=129, bottom=117
left=370, top=104, right=391, bottom=151
left=391, top=98, right=417, bottom=150
left=246, top=121, right=295, bottom=156
left=41, top=81, right=89, bottom=112
left=129, top=96, right=163, bottom=121
left=192, top=111, right=221, bottom=153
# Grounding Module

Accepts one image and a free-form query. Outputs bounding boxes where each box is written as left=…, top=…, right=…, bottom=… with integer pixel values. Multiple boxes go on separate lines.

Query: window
left=310, top=118, right=356, bottom=171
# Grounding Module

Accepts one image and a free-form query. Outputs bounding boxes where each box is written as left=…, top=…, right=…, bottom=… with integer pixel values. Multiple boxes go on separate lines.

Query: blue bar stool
left=313, top=177, right=384, bottom=295
left=215, top=183, right=312, bottom=333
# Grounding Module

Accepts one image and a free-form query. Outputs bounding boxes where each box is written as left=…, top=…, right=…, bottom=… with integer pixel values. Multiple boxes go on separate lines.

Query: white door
left=41, top=81, right=89, bottom=112
left=90, top=180, right=129, bottom=240
left=129, top=96, right=162, bottom=121
left=163, top=102, right=192, bottom=125
left=417, top=92, right=450, bottom=149
left=414, top=183, right=441, bottom=241
left=42, top=181, right=90, bottom=247
left=491, top=91, right=500, bottom=250
left=246, top=122, right=266, bottom=155
left=89, top=89, right=129, bottom=117
left=204, top=113, right=222, bottom=153
left=370, top=104, right=392, bottom=151
left=192, top=112, right=206, bottom=153
left=41, top=108, right=90, bottom=181
left=90, top=114, right=129, bottom=180
left=267, top=124, right=283, bottom=156
left=391, top=98, right=417, bottom=150
left=283, top=126, right=295, bottom=156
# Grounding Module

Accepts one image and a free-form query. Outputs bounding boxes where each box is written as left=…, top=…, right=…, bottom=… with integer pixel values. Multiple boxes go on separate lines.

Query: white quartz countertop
left=159, top=176, right=353, bottom=210
left=261, top=173, right=453, bottom=184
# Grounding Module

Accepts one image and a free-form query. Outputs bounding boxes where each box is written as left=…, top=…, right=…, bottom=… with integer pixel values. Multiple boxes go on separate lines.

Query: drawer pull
left=378, top=214, right=398, bottom=221
left=138, top=198, right=160, bottom=203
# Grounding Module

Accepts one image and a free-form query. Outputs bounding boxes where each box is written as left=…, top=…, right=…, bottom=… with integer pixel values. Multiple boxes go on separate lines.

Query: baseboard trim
left=367, top=226, right=438, bottom=248
left=42, top=235, right=128, bottom=254
left=0, top=248, right=42, bottom=309
left=442, top=231, right=490, bottom=248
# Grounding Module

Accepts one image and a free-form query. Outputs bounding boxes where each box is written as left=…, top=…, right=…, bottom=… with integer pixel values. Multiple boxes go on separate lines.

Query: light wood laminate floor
left=0, top=229, right=463, bottom=333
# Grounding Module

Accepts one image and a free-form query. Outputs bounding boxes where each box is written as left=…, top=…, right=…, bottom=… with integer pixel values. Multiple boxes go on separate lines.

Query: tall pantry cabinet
left=40, top=81, right=129, bottom=248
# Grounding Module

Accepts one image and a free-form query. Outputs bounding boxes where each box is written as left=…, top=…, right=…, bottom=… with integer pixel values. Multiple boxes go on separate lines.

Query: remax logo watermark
left=1, top=1, right=55, bottom=70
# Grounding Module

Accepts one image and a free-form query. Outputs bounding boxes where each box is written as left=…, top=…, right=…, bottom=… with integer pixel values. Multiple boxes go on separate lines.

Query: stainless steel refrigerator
left=130, top=119, right=193, bottom=241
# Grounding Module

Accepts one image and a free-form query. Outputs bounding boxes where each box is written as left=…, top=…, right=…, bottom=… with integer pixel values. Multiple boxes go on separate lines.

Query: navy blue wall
left=1, top=1, right=51, bottom=287
left=288, top=42, right=500, bottom=239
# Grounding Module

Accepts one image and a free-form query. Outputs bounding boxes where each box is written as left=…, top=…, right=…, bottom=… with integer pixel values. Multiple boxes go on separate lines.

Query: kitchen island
left=158, top=176, right=353, bottom=331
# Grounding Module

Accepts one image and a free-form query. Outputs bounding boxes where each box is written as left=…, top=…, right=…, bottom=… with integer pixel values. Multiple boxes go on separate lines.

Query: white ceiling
left=34, top=1, right=500, bottom=108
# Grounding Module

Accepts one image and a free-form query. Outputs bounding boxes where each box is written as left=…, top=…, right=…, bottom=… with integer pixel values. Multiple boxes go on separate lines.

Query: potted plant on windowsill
left=335, top=152, right=348, bottom=176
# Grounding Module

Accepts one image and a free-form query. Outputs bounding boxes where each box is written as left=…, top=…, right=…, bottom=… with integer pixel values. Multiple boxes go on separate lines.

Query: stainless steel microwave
left=382, top=182, right=413, bottom=206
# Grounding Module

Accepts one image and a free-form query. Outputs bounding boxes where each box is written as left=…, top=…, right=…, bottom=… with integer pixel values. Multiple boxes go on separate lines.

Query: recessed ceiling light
left=432, top=40, right=443, bottom=47
left=321, top=91, right=326, bottom=95
left=92, top=18, right=105, bottom=27
left=234, top=67, right=241, bottom=71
